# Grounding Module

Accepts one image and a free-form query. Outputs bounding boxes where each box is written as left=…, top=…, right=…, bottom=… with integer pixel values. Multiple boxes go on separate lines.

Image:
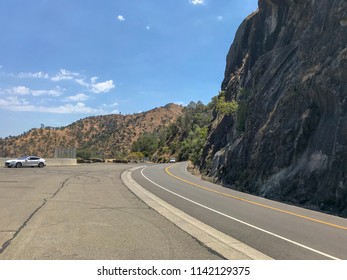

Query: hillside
left=0, top=103, right=183, bottom=158
left=200, top=0, right=347, bottom=216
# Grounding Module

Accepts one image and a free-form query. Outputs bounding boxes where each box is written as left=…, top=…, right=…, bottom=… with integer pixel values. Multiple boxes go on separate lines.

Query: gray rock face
left=201, top=0, right=347, bottom=216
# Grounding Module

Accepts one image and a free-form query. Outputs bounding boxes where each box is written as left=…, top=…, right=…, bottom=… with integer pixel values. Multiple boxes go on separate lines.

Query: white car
left=169, top=158, right=176, bottom=163
left=5, top=156, right=46, bottom=168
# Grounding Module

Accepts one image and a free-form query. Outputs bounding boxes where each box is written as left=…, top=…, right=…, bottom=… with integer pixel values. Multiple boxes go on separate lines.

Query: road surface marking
left=141, top=167, right=340, bottom=260
left=140, top=167, right=340, bottom=260
left=166, top=164, right=347, bottom=231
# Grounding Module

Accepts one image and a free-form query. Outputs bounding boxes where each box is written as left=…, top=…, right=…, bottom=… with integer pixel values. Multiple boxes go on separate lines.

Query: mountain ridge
left=0, top=103, right=183, bottom=158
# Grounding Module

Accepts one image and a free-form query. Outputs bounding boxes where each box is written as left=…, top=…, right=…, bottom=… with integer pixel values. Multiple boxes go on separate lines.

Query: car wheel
left=15, top=162, right=22, bottom=168
left=38, top=162, right=44, bottom=168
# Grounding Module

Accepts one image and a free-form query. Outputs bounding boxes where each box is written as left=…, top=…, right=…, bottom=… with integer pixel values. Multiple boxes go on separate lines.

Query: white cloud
left=0, top=96, right=105, bottom=114
left=12, top=86, right=30, bottom=95
left=75, top=78, right=89, bottom=87
left=146, top=25, right=151, bottom=31
left=0, top=96, right=33, bottom=111
left=4, top=85, right=63, bottom=97
left=67, top=75, right=115, bottom=94
left=41, top=103, right=104, bottom=114
left=5, top=68, right=115, bottom=94
left=90, top=78, right=115, bottom=94
left=189, top=0, right=205, bottom=5
left=0, top=68, right=117, bottom=116
left=51, top=69, right=80, bottom=82
left=0, top=96, right=29, bottom=107
left=0, top=70, right=49, bottom=79
left=65, top=93, right=89, bottom=102
left=217, top=16, right=223, bottom=21
left=31, top=87, right=64, bottom=97
left=18, top=71, right=49, bottom=79
left=90, top=76, right=98, bottom=84
left=117, top=15, right=125, bottom=21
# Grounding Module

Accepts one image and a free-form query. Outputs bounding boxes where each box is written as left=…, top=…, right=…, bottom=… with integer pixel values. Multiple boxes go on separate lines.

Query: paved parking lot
left=0, top=164, right=222, bottom=259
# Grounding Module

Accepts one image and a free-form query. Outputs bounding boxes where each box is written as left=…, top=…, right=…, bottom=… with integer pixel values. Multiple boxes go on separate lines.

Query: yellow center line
left=165, top=164, right=347, bottom=231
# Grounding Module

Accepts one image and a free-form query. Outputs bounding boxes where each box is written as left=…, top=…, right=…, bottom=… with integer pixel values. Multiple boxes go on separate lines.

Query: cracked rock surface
left=201, top=0, right=347, bottom=217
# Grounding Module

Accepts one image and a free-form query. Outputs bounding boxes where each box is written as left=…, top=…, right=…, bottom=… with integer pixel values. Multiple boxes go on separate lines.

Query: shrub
left=215, top=91, right=238, bottom=116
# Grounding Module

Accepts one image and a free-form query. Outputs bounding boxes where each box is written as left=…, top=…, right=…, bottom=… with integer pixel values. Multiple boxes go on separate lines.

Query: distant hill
left=0, top=103, right=183, bottom=158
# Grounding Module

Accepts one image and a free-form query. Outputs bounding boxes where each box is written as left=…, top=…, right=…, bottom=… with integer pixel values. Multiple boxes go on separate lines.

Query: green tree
left=215, top=91, right=239, bottom=116
left=76, top=148, right=92, bottom=159
left=127, top=152, right=145, bottom=162
left=132, top=132, right=159, bottom=157
left=178, top=125, right=208, bottom=166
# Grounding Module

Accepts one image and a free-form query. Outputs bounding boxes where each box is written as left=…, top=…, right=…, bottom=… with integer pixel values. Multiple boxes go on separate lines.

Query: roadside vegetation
left=132, top=91, right=241, bottom=166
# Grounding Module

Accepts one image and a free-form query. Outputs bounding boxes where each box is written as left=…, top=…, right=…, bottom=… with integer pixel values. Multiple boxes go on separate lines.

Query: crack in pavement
left=0, top=176, right=71, bottom=254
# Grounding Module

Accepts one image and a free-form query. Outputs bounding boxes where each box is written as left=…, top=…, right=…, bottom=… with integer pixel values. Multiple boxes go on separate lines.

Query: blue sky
left=0, top=0, right=258, bottom=137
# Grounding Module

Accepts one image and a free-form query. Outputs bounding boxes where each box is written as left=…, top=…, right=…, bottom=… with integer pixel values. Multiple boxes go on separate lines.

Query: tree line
left=131, top=90, right=241, bottom=166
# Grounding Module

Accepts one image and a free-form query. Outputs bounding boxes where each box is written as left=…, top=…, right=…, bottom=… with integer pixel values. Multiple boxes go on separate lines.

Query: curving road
left=131, top=162, right=347, bottom=260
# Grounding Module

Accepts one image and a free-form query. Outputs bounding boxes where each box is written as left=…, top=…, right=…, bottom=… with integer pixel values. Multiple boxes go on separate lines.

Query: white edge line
left=124, top=167, right=271, bottom=260
left=141, top=166, right=340, bottom=260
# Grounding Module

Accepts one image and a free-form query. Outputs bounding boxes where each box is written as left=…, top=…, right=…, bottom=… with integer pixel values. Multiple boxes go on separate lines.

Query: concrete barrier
left=45, top=158, right=77, bottom=166
left=0, top=158, right=77, bottom=166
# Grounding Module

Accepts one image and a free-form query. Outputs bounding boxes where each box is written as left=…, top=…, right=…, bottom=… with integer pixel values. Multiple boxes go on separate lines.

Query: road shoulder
left=122, top=166, right=272, bottom=260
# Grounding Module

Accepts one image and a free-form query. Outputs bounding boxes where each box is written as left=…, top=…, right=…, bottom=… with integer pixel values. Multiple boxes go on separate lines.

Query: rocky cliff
left=201, top=0, right=347, bottom=216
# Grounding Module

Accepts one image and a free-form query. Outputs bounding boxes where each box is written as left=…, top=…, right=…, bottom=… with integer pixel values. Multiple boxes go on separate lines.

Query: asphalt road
left=131, top=162, right=347, bottom=260
left=0, top=164, right=222, bottom=260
